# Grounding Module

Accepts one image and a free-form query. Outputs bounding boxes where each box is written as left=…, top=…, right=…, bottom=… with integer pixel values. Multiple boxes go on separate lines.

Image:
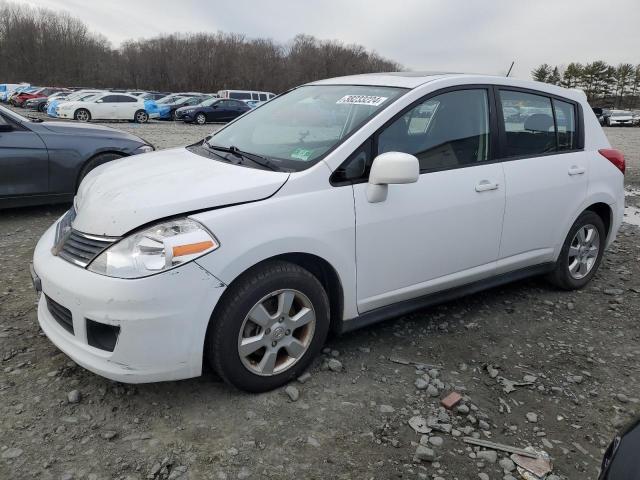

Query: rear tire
left=134, top=110, right=149, bottom=123
left=547, top=211, right=606, bottom=290
left=207, top=261, right=330, bottom=392
left=74, top=109, right=91, bottom=122
left=76, top=152, right=124, bottom=191
left=38, top=103, right=46, bottom=113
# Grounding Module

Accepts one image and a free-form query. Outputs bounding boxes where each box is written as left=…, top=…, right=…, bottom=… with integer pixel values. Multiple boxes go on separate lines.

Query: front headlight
left=133, top=144, right=154, bottom=154
left=88, top=218, right=219, bottom=278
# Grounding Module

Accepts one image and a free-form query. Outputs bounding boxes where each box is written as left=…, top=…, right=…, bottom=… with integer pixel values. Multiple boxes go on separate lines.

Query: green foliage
left=531, top=59, right=640, bottom=108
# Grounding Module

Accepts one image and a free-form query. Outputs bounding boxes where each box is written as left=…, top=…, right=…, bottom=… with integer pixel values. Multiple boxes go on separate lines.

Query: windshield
left=199, top=97, right=219, bottom=107
left=157, top=95, right=183, bottom=104
left=612, top=111, right=631, bottom=117
left=205, top=85, right=406, bottom=170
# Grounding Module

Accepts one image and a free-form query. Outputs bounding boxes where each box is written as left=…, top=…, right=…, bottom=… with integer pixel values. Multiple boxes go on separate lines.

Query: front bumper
left=33, top=222, right=226, bottom=383
left=56, top=110, right=73, bottom=119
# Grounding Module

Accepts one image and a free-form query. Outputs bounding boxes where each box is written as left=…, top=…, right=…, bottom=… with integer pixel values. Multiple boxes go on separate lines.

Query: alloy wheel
left=75, top=110, right=89, bottom=122
left=135, top=111, right=148, bottom=123
left=237, top=289, right=316, bottom=376
left=196, top=113, right=206, bottom=125
left=568, top=224, right=600, bottom=280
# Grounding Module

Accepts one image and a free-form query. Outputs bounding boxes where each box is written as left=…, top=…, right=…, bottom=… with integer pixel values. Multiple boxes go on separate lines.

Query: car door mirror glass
left=367, top=151, right=419, bottom=203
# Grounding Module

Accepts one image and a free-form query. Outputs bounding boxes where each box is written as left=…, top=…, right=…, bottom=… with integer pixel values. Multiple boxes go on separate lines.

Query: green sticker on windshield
left=290, top=148, right=314, bottom=161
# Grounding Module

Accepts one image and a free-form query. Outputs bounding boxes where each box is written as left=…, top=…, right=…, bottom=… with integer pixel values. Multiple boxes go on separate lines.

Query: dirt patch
left=1, top=115, right=639, bottom=480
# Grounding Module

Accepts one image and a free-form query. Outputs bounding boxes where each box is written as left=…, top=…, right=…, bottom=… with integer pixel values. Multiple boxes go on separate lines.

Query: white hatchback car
left=56, top=92, right=149, bottom=123
left=32, top=73, right=625, bottom=392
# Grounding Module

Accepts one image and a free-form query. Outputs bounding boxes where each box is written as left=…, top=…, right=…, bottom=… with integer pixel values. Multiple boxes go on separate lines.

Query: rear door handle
left=568, top=165, right=586, bottom=176
left=475, top=180, right=499, bottom=192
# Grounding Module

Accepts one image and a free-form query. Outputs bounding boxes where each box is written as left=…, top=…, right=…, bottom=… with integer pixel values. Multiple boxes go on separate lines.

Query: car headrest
left=524, top=113, right=554, bottom=132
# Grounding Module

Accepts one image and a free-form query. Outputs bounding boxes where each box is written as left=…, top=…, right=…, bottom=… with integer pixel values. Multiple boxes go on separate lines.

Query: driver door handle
left=475, top=180, right=499, bottom=192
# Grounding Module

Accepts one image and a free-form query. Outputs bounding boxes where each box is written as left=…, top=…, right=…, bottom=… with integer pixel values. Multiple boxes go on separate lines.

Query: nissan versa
left=32, top=73, right=625, bottom=392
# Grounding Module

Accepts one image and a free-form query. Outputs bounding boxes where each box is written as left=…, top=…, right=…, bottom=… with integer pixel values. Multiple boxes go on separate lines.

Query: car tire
left=195, top=113, right=206, bottom=125
left=547, top=211, right=606, bottom=290
left=74, top=109, right=91, bottom=122
left=134, top=110, right=149, bottom=123
left=76, top=152, right=124, bottom=191
left=38, top=103, right=46, bottom=113
left=207, top=260, right=330, bottom=392
left=171, top=110, right=178, bottom=121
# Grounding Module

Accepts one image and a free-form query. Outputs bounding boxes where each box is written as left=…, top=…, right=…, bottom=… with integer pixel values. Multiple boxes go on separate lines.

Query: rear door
left=0, top=113, right=48, bottom=198
left=113, top=94, right=139, bottom=119
left=496, top=88, right=587, bottom=271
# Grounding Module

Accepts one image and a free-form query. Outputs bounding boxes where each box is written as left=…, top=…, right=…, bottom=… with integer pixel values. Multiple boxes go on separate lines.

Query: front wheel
left=547, top=211, right=606, bottom=290
left=74, top=109, right=91, bottom=122
left=195, top=113, right=206, bottom=125
left=207, top=261, right=330, bottom=392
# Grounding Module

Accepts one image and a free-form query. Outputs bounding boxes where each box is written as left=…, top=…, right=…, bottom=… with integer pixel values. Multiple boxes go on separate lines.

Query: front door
left=0, top=114, right=48, bottom=198
left=353, top=88, right=506, bottom=313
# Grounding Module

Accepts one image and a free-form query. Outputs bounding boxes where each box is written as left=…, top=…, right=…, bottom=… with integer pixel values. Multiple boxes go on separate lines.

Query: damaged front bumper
left=33, top=222, right=226, bottom=383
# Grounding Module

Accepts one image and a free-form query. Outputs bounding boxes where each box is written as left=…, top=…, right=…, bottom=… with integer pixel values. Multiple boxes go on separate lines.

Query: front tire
left=548, top=211, right=606, bottom=290
left=74, top=109, right=91, bottom=122
left=195, top=113, right=206, bottom=125
left=76, top=152, right=124, bottom=191
left=207, top=261, right=330, bottom=392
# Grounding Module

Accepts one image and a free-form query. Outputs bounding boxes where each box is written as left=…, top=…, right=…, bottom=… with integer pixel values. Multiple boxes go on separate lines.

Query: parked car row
left=1, top=83, right=275, bottom=125
left=592, top=107, right=640, bottom=126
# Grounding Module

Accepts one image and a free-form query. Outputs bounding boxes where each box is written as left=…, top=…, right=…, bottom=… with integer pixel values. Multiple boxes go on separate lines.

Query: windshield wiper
left=207, top=144, right=277, bottom=171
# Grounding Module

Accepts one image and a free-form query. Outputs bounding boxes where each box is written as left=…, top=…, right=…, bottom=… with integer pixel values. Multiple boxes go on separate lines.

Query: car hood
left=73, top=147, right=290, bottom=236
left=37, top=121, right=146, bottom=143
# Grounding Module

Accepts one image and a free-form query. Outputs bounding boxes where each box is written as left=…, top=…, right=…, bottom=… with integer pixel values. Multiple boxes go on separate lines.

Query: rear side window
left=101, top=95, right=119, bottom=103
left=377, top=89, right=490, bottom=171
left=499, top=90, right=556, bottom=157
left=259, top=93, right=267, bottom=101
left=554, top=99, right=577, bottom=151
left=230, top=91, right=251, bottom=100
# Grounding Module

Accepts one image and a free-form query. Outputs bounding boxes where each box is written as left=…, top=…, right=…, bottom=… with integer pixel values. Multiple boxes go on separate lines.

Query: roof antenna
left=506, top=61, right=515, bottom=77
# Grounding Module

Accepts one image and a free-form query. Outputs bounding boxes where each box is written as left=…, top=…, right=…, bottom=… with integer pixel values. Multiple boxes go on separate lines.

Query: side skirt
left=337, top=262, right=556, bottom=334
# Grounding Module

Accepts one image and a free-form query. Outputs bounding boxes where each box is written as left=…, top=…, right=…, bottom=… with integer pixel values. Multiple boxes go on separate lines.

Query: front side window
left=205, top=85, right=406, bottom=171
left=499, top=90, right=556, bottom=157
left=377, top=89, right=490, bottom=171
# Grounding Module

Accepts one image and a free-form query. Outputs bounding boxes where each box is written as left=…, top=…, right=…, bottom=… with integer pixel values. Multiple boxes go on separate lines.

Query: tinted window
left=377, top=89, right=490, bottom=171
left=554, top=99, right=576, bottom=151
left=500, top=90, right=555, bottom=157
left=230, top=91, right=251, bottom=100
left=100, top=95, right=119, bottom=103
left=259, top=93, right=267, bottom=101
left=117, top=95, right=137, bottom=103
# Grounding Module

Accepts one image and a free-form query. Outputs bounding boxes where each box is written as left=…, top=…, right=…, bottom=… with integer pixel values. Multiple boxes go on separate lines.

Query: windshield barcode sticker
left=336, top=95, right=388, bottom=106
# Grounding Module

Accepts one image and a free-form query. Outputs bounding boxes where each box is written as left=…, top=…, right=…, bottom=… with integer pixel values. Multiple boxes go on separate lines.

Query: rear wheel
left=207, top=261, right=330, bottom=392
left=134, top=110, right=149, bottom=123
left=195, top=113, right=206, bottom=125
left=548, top=211, right=606, bottom=290
left=74, top=109, right=91, bottom=122
left=38, top=102, right=46, bottom=113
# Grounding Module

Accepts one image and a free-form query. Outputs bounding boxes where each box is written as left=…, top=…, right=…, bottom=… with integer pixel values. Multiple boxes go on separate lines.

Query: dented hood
left=73, top=147, right=289, bottom=236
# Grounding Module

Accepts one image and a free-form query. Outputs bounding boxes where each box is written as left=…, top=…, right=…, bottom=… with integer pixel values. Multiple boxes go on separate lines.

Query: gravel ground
left=1, top=111, right=639, bottom=480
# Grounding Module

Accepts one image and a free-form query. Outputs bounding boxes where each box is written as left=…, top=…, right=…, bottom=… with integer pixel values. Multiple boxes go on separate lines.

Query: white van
left=218, top=89, right=275, bottom=102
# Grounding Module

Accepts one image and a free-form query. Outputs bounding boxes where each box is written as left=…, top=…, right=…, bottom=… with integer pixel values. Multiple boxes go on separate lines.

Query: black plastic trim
left=337, top=262, right=555, bottom=334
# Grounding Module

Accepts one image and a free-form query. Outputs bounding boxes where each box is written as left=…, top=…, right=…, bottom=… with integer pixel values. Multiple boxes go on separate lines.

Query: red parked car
left=10, top=87, right=68, bottom=107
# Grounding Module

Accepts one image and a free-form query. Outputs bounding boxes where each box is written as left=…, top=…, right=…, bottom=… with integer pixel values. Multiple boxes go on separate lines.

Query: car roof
left=308, top=71, right=587, bottom=102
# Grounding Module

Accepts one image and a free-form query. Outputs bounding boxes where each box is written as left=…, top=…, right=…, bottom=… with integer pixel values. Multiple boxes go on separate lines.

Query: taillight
left=598, top=148, right=625, bottom=174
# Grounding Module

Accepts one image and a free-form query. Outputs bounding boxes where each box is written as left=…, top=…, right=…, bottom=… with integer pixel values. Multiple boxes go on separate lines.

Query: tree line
left=0, top=1, right=400, bottom=93
left=531, top=62, right=640, bottom=109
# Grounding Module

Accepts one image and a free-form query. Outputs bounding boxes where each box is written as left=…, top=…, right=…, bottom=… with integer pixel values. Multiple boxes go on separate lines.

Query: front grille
left=57, top=230, right=117, bottom=267
left=45, top=295, right=74, bottom=334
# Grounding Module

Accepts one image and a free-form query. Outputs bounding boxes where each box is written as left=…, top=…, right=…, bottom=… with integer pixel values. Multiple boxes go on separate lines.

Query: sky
left=22, top=0, right=640, bottom=80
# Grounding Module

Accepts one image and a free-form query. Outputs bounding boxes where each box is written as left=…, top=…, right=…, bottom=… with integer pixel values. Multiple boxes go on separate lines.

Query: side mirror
left=96, top=99, right=103, bottom=103
left=212, top=105, right=219, bottom=109
left=367, top=152, right=419, bottom=203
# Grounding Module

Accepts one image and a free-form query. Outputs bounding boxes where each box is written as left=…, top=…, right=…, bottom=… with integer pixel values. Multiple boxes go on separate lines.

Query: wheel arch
left=585, top=202, right=612, bottom=239
left=207, top=252, right=344, bottom=337
left=75, top=150, right=128, bottom=191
